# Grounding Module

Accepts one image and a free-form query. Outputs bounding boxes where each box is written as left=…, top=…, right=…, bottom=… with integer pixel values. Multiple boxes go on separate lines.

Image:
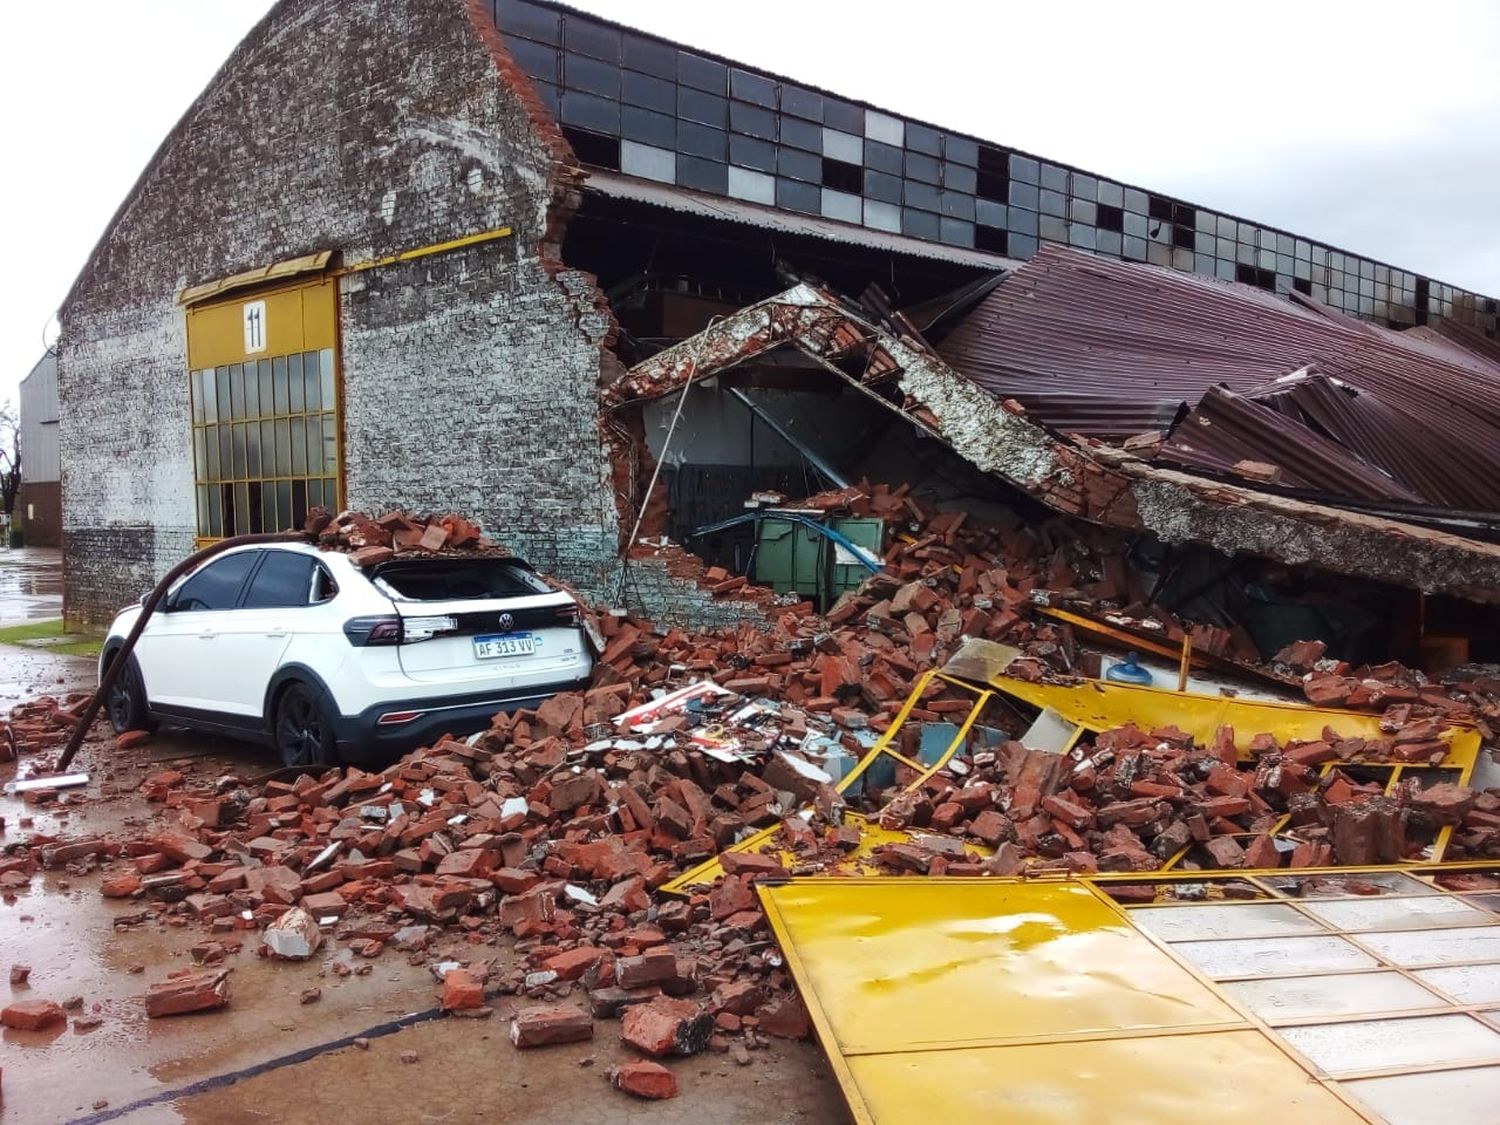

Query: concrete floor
left=0, top=641, right=847, bottom=1124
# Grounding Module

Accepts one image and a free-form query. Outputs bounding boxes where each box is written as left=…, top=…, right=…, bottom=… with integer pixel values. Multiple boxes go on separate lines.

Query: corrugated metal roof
left=937, top=246, right=1500, bottom=511
left=1158, top=384, right=1421, bottom=504
left=583, top=171, right=1018, bottom=272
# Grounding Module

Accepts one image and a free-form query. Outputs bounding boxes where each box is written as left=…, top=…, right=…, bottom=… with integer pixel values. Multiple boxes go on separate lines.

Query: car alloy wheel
left=275, top=683, right=333, bottom=769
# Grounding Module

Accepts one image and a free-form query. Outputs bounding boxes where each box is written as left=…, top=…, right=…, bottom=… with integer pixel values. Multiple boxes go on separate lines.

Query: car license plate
left=473, top=632, right=537, bottom=660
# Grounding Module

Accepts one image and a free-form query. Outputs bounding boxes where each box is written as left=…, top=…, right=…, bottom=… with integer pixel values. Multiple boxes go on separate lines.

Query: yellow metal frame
left=660, top=669, right=1001, bottom=894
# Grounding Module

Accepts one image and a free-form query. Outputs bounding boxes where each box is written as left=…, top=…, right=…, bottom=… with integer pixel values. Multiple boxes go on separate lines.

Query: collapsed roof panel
left=611, top=283, right=1500, bottom=603
left=935, top=246, right=1500, bottom=511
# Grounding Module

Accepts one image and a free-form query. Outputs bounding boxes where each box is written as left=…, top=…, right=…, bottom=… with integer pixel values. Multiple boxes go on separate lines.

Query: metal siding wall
left=18, top=353, right=60, bottom=483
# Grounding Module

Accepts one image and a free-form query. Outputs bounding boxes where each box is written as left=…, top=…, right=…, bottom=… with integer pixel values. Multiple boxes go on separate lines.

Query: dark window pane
left=731, top=69, right=775, bottom=107
left=679, top=53, right=726, bottom=93
left=1171, top=224, right=1195, bottom=250
left=729, top=134, right=776, bottom=172
left=560, top=90, right=619, bottom=134
left=906, top=122, right=940, bottom=155
left=939, top=217, right=974, bottom=247
left=821, top=157, right=862, bottom=193
left=904, top=179, right=941, bottom=213
left=775, top=177, right=820, bottom=214
left=622, top=106, right=674, bottom=147
left=621, top=33, right=676, bottom=77
left=940, top=190, right=975, bottom=221
left=730, top=101, right=776, bottom=140
left=564, top=15, right=620, bottom=61
left=677, top=154, right=727, bottom=193
left=906, top=152, right=940, bottom=184
left=864, top=169, right=902, bottom=204
left=975, top=224, right=1008, bottom=254
left=496, top=0, right=559, bottom=44
left=622, top=70, right=674, bottom=113
left=243, top=550, right=316, bottom=609
left=901, top=208, right=940, bottom=239
left=864, top=140, right=903, bottom=175
left=677, top=122, right=726, bottom=160
left=175, top=551, right=258, bottom=612
left=1008, top=181, right=1039, bottom=211
left=1096, top=203, right=1124, bottom=232
left=1172, top=202, right=1197, bottom=227
left=942, top=162, right=977, bottom=193
left=944, top=135, right=977, bottom=166
left=1148, top=195, right=1174, bottom=221
left=778, top=146, right=821, bottom=182
left=678, top=88, right=726, bottom=127
left=506, top=37, right=557, bottom=83
left=780, top=84, right=821, bottom=120
left=822, top=98, right=862, bottom=132
left=780, top=115, right=821, bottom=152
left=561, top=126, right=620, bottom=169
left=564, top=53, right=617, bottom=97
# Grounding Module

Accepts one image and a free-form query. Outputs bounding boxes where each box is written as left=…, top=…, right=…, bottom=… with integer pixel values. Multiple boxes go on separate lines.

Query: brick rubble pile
left=5, top=490, right=1500, bottom=1104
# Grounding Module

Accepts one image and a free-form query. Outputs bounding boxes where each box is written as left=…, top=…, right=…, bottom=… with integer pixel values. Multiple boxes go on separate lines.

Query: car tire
left=272, top=681, right=338, bottom=770
left=104, top=652, right=156, bottom=735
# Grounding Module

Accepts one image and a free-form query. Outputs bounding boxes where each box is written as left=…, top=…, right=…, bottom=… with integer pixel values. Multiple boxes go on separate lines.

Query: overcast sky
left=4, top=0, right=1499, bottom=410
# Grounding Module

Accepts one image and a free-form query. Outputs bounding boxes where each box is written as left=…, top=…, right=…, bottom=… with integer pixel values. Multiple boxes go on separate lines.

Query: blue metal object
left=1105, top=651, right=1155, bottom=685
left=688, top=511, right=882, bottom=573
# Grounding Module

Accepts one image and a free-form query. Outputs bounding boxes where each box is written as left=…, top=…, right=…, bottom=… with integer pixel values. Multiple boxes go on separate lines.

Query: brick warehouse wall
left=58, top=0, right=620, bottom=625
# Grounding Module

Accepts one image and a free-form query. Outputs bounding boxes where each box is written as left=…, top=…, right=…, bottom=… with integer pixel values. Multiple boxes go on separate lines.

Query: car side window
left=174, top=552, right=259, bottom=612
left=242, top=551, right=318, bottom=610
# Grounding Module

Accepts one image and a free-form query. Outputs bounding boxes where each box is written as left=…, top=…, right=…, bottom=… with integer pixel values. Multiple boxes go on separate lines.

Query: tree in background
left=0, top=401, right=20, bottom=518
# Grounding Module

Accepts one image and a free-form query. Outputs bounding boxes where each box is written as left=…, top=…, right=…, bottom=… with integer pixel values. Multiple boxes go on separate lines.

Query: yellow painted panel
left=187, top=278, right=338, bottom=369
left=845, top=1034, right=1359, bottom=1124
left=760, top=880, right=1239, bottom=1054
left=658, top=812, right=993, bottom=895
left=982, top=672, right=1480, bottom=770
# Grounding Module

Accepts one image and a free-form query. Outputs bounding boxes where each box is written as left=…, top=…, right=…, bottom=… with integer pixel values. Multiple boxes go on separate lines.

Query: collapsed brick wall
left=57, top=0, right=621, bottom=624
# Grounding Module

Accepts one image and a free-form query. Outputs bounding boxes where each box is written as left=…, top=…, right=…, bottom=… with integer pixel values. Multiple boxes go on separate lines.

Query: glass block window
left=190, top=350, right=338, bottom=539
left=184, top=277, right=341, bottom=542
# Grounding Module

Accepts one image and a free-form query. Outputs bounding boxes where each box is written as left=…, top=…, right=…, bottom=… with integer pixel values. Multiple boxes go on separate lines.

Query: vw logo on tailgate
left=497, top=612, right=515, bottom=632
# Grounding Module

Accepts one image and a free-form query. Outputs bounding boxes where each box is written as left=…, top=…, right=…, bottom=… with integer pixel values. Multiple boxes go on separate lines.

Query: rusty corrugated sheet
left=937, top=246, right=1500, bottom=510
left=1158, top=384, right=1421, bottom=504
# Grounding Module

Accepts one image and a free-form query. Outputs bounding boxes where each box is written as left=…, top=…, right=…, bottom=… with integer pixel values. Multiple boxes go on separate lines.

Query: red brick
left=616, top=946, right=678, bottom=989
left=620, top=997, right=713, bottom=1058
left=144, top=969, right=231, bottom=1018
left=509, top=1005, right=593, bottom=1048
left=610, top=1060, right=679, bottom=1100
left=1, top=999, right=67, bottom=1031
left=441, top=968, right=485, bottom=1012
left=544, top=946, right=608, bottom=982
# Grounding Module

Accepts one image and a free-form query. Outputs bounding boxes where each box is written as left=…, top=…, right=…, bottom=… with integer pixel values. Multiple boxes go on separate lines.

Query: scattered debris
left=144, top=969, right=231, bottom=1018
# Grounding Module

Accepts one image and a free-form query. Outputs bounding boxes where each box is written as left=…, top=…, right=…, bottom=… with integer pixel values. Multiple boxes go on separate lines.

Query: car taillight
left=554, top=603, right=582, bottom=627
left=344, top=615, right=402, bottom=646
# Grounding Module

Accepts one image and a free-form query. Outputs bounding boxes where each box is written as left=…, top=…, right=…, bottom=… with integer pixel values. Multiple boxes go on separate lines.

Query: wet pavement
left=0, top=547, right=66, bottom=628
left=0, top=643, right=845, bottom=1124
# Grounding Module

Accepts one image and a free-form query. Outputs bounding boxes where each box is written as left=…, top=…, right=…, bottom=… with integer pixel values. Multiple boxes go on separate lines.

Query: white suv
left=99, top=543, right=594, bottom=767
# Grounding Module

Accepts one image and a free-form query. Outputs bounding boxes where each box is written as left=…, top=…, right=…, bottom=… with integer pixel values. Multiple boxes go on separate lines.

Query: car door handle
left=265, top=631, right=288, bottom=639
left=197, top=632, right=217, bottom=640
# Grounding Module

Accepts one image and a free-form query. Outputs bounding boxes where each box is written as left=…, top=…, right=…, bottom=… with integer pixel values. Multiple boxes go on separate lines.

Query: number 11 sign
left=243, top=299, right=267, bottom=354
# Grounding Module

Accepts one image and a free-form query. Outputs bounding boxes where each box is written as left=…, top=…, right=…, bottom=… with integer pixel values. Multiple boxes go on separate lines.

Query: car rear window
left=372, top=559, right=550, bottom=600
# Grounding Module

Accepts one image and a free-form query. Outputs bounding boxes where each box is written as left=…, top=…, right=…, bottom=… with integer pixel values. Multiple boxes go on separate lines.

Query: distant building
left=18, top=353, right=60, bottom=548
